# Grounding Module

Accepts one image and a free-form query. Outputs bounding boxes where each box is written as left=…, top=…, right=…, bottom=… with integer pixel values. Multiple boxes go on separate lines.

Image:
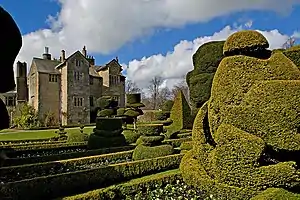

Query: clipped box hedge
left=1, top=150, right=134, bottom=183
left=2, top=142, right=87, bottom=152
left=0, top=139, right=66, bottom=146
left=0, top=154, right=184, bottom=199
left=3, top=145, right=134, bottom=166
left=62, top=169, right=182, bottom=199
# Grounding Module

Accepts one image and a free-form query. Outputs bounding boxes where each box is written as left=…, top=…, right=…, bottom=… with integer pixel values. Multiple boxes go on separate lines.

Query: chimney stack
left=115, top=56, right=118, bottom=62
left=60, top=50, right=66, bottom=62
left=42, top=46, right=51, bottom=60
left=82, top=46, right=87, bottom=57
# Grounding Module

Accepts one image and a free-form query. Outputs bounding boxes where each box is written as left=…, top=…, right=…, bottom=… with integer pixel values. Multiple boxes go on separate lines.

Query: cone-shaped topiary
left=180, top=30, right=300, bottom=199
left=169, top=90, right=192, bottom=132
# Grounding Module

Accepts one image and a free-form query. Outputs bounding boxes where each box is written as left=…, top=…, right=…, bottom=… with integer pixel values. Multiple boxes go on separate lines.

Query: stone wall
left=66, top=53, right=90, bottom=124
left=38, top=72, right=60, bottom=124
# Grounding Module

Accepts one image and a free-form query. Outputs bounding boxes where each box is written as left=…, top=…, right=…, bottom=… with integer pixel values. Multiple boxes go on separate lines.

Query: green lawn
left=0, top=126, right=95, bottom=141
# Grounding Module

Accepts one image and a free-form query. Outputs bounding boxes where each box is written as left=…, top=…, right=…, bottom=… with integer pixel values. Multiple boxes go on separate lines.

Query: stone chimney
left=60, top=50, right=66, bottom=62
left=16, top=61, right=28, bottom=102
left=115, top=56, right=118, bottom=62
left=42, top=47, right=51, bottom=60
left=82, top=46, right=87, bottom=57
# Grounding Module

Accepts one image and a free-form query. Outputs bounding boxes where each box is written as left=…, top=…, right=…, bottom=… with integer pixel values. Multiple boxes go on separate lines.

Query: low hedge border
left=27, top=123, right=96, bottom=130
left=162, top=138, right=192, bottom=148
left=0, top=150, right=134, bottom=182
left=3, top=145, right=135, bottom=166
left=2, top=142, right=87, bottom=152
left=0, top=154, right=184, bottom=200
left=61, top=169, right=182, bottom=199
left=0, top=140, right=67, bottom=147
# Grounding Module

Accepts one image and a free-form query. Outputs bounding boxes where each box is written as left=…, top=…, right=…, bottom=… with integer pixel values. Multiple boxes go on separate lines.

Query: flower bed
left=3, top=145, right=134, bottom=166
left=61, top=169, right=205, bottom=200
left=0, top=150, right=133, bottom=183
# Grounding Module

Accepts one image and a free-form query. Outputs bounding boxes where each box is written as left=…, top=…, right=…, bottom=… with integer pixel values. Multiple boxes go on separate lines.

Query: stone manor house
left=0, top=46, right=126, bottom=125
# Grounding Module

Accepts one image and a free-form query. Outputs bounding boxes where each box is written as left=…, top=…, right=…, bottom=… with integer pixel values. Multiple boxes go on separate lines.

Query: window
left=74, top=71, right=83, bottom=81
left=5, top=96, right=16, bottom=107
left=49, top=74, right=58, bottom=82
left=74, top=97, right=84, bottom=107
left=75, top=59, right=81, bottom=67
left=89, top=96, right=94, bottom=106
left=89, top=77, right=93, bottom=85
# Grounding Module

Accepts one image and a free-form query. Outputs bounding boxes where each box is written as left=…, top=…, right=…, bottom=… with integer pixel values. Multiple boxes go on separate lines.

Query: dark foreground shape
left=0, top=6, right=22, bottom=130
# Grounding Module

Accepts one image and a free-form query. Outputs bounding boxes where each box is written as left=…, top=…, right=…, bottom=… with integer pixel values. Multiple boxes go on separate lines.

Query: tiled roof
left=33, top=58, right=61, bottom=74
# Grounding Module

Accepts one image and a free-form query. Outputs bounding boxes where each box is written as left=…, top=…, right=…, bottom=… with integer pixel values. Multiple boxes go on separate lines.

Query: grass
left=0, top=127, right=95, bottom=141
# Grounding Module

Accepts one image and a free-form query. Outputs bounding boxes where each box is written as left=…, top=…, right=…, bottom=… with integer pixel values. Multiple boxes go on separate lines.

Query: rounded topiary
left=126, top=93, right=141, bottom=104
left=116, top=108, right=125, bottom=116
left=155, top=111, right=170, bottom=121
left=132, top=144, right=174, bottom=160
left=139, top=135, right=164, bottom=146
left=137, top=124, right=164, bottom=136
left=97, top=109, right=115, bottom=117
left=123, top=109, right=140, bottom=117
left=95, top=117, right=123, bottom=131
left=122, top=130, right=141, bottom=144
left=223, top=30, right=269, bottom=56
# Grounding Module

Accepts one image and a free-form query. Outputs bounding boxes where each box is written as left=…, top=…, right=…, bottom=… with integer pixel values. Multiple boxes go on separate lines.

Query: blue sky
left=1, top=0, right=300, bottom=88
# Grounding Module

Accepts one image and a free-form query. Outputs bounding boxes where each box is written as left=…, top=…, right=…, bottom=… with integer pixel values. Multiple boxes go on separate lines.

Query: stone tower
left=16, top=61, right=28, bottom=103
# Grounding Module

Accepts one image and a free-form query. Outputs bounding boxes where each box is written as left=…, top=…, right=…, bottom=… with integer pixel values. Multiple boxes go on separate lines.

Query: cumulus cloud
left=125, top=25, right=292, bottom=90
left=16, top=0, right=300, bottom=68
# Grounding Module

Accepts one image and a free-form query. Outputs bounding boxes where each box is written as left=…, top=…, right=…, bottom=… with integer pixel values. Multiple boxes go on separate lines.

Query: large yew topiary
left=186, top=41, right=225, bottom=109
left=180, top=30, right=300, bottom=199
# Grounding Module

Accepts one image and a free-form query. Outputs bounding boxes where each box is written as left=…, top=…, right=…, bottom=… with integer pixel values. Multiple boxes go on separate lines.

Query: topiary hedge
left=223, top=30, right=269, bottom=56
left=169, top=90, right=191, bottom=132
left=122, top=130, right=141, bottom=144
left=180, top=30, right=300, bottom=199
left=87, top=133, right=126, bottom=149
left=132, top=144, right=174, bottom=161
left=0, top=153, right=184, bottom=199
left=186, top=41, right=225, bottom=109
left=137, top=124, right=164, bottom=136
left=95, top=117, right=123, bottom=131
left=283, top=45, right=300, bottom=68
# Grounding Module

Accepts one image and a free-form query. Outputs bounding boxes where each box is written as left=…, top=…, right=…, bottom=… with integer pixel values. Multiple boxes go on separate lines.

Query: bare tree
left=125, top=80, right=141, bottom=94
left=282, top=37, right=296, bottom=49
left=157, top=87, right=172, bottom=109
left=148, top=76, right=163, bottom=110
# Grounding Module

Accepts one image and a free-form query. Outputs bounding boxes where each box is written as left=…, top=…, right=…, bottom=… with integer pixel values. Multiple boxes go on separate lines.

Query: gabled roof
left=95, top=58, right=121, bottom=72
left=33, top=58, right=61, bottom=74
left=55, top=50, right=84, bottom=69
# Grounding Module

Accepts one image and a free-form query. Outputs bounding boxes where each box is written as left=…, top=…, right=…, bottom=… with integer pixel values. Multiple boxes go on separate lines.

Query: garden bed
left=61, top=169, right=205, bottom=200
left=3, top=145, right=134, bottom=166
left=0, top=154, right=184, bottom=200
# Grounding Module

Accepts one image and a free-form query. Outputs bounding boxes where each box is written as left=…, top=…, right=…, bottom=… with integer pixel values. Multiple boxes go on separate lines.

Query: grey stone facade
left=1, top=46, right=126, bottom=126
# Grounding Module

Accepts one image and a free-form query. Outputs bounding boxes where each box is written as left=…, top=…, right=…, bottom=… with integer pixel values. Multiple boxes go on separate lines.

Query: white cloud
left=125, top=25, right=293, bottom=90
left=16, top=0, right=300, bottom=70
